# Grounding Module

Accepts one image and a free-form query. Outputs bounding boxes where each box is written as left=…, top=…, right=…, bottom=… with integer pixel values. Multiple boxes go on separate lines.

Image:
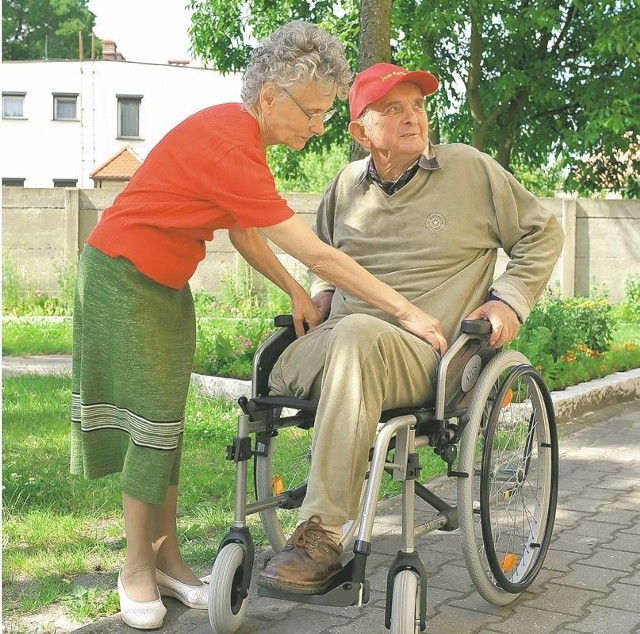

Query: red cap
left=349, top=63, right=439, bottom=121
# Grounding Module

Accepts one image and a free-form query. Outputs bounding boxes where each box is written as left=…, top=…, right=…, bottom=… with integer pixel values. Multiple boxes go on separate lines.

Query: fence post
left=561, top=197, right=576, bottom=298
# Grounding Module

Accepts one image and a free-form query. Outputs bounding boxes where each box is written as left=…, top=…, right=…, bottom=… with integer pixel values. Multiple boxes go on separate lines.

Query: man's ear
left=349, top=120, right=370, bottom=151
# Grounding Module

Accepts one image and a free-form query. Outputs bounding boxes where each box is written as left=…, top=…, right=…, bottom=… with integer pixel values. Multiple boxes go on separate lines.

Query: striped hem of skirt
left=71, top=392, right=182, bottom=451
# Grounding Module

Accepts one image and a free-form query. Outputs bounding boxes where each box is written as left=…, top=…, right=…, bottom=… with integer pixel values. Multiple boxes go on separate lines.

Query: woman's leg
left=152, top=485, right=202, bottom=585
left=121, top=493, right=159, bottom=601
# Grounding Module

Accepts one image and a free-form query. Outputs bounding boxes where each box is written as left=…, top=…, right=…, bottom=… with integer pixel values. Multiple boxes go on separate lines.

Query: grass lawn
left=1, top=376, right=249, bottom=621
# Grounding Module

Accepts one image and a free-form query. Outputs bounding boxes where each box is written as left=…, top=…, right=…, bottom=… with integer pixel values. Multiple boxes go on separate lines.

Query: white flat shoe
left=156, top=569, right=209, bottom=609
left=118, top=571, right=166, bottom=630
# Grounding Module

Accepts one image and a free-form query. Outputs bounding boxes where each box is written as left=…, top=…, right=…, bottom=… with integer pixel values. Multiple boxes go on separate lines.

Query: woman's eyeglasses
left=280, top=86, right=336, bottom=126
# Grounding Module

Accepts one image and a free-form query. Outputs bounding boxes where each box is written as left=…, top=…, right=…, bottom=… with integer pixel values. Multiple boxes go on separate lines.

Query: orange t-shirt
left=88, top=103, right=294, bottom=289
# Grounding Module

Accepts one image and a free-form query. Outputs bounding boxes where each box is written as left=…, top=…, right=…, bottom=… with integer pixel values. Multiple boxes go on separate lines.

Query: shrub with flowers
left=509, top=287, right=639, bottom=390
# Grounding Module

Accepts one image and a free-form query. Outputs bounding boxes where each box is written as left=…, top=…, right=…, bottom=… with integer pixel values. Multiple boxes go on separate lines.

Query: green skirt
left=71, top=245, right=196, bottom=504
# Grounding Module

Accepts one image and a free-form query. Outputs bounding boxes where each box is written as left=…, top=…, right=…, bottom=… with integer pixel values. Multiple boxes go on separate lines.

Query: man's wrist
left=487, top=293, right=522, bottom=323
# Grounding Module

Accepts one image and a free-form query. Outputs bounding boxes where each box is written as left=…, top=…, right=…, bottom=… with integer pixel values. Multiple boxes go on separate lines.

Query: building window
left=53, top=179, right=78, bottom=188
left=2, top=178, right=25, bottom=187
left=117, top=95, right=142, bottom=138
left=2, top=92, right=26, bottom=118
left=53, top=93, right=78, bottom=120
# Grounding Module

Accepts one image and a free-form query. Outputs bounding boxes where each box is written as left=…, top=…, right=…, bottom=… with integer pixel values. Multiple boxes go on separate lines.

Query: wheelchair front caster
left=208, top=543, right=249, bottom=634
left=390, top=570, right=421, bottom=634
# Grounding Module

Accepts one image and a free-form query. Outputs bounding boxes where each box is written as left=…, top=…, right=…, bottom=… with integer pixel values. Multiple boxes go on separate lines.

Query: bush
left=191, top=273, right=295, bottom=378
left=193, top=317, right=271, bottom=378
left=507, top=290, right=636, bottom=390
left=3, top=255, right=74, bottom=317
left=612, top=274, right=640, bottom=323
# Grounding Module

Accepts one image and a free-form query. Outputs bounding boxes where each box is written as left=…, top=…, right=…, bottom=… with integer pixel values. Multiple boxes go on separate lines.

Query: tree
left=392, top=0, right=640, bottom=196
left=188, top=0, right=640, bottom=197
left=3, top=0, right=98, bottom=61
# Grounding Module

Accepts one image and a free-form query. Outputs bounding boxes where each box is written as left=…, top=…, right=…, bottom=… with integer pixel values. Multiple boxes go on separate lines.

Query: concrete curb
left=551, top=367, right=640, bottom=422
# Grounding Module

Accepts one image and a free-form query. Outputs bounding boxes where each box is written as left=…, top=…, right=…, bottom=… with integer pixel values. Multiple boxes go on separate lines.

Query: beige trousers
left=269, top=313, right=439, bottom=527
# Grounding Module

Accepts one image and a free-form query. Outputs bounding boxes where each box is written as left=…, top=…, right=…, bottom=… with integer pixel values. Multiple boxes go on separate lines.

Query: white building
left=0, top=56, right=243, bottom=188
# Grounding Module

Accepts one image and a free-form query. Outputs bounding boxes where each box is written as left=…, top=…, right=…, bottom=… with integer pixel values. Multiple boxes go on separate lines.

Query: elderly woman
left=71, top=20, right=445, bottom=629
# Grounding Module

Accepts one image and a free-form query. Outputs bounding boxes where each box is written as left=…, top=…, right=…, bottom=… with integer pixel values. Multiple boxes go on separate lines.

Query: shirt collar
left=356, top=142, right=440, bottom=189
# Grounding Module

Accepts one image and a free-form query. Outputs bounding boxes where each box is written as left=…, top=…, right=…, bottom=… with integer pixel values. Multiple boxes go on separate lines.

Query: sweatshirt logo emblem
left=425, top=213, right=445, bottom=232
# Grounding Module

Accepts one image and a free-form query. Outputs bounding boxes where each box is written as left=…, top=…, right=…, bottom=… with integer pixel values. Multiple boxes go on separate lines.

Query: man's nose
left=402, top=106, right=420, bottom=124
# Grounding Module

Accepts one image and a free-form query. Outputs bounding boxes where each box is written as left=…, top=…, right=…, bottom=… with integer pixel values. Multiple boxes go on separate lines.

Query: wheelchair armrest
left=460, top=319, right=492, bottom=337
left=249, top=395, right=318, bottom=413
left=274, top=314, right=294, bottom=328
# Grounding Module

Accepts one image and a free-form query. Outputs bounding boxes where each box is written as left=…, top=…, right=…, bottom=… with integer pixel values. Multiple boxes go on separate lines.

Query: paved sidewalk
left=68, top=399, right=640, bottom=634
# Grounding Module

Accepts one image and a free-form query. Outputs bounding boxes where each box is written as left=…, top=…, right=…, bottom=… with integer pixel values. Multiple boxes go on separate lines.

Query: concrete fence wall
left=2, top=188, right=640, bottom=303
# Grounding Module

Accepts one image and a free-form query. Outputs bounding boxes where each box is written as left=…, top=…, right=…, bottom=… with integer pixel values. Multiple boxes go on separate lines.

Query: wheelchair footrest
left=257, top=579, right=370, bottom=607
left=257, top=553, right=370, bottom=607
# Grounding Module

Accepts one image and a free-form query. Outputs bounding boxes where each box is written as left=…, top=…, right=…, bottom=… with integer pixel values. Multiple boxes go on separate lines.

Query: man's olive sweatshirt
left=310, top=143, right=565, bottom=343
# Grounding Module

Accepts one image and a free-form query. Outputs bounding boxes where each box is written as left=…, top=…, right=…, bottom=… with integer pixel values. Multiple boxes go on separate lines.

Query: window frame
left=116, top=94, right=143, bottom=139
left=53, top=179, right=78, bottom=188
left=2, top=178, right=26, bottom=187
left=2, top=92, right=26, bottom=119
left=52, top=93, right=79, bottom=121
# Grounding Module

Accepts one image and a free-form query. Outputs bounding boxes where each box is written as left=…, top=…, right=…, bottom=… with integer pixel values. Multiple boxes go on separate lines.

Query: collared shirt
left=356, top=142, right=440, bottom=195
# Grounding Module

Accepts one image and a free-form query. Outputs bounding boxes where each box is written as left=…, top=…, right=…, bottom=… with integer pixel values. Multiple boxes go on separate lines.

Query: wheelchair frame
left=209, top=316, right=559, bottom=634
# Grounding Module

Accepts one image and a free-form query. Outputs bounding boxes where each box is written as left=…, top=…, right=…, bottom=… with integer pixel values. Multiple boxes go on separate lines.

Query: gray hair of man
left=242, top=20, right=352, bottom=111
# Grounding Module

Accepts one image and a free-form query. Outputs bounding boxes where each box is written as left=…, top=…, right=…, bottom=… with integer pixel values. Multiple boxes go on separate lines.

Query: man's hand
left=311, top=290, right=334, bottom=321
left=466, top=300, right=520, bottom=348
left=291, top=291, right=323, bottom=338
left=398, top=305, right=448, bottom=355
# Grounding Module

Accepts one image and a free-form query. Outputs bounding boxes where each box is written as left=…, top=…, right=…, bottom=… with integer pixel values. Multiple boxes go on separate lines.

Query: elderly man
left=258, top=63, right=564, bottom=595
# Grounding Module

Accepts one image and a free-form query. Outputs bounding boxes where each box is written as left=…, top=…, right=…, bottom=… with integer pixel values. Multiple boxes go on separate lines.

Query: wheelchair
left=208, top=315, right=559, bottom=634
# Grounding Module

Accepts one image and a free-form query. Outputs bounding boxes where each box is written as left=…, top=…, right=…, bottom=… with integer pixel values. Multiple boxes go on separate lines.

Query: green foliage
left=269, top=142, right=351, bottom=193
left=193, top=317, right=271, bottom=378
left=3, top=255, right=74, bottom=316
left=61, top=585, right=119, bottom=621
left=509, top=160, right=565, bottom=198
left=192, top=275, right=294, bottom=377
left=189, top=0, right=640, bottom=198
left=508, top=291, right=630, bottom=390
left=2, top=0, right=99, bottom=61
left=612, top=274, right=640, bottom=323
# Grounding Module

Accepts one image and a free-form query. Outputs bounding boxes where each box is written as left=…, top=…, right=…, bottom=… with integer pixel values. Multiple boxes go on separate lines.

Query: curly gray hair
left=242, top=20, right=352, bottom=110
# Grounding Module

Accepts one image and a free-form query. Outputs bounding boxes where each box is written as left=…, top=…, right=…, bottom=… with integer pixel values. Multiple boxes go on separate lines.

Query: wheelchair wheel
left=208, top=543, right=248, bottom=634
left=390, top=570, right=420, bottom=634
left=254, top=425, right=313, bottom=552
left=458, top=351, right=558, bottom=605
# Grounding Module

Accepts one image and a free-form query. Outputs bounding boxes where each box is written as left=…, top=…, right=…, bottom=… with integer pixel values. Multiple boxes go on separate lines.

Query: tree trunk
left=495, top=88, right=529, bottom=171
left=351, top=0, right=392, bottom=161
left=357, top=0, right=392, bottom=70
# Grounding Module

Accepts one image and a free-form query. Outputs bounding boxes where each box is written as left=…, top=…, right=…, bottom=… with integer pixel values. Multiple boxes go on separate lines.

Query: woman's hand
left=397, top=305, right=448, bottom=355
left=290, top=290, right=323, bottom=337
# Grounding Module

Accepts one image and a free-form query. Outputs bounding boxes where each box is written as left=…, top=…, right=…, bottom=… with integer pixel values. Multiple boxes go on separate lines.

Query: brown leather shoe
left=258, top=515, right=343, bottom=594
